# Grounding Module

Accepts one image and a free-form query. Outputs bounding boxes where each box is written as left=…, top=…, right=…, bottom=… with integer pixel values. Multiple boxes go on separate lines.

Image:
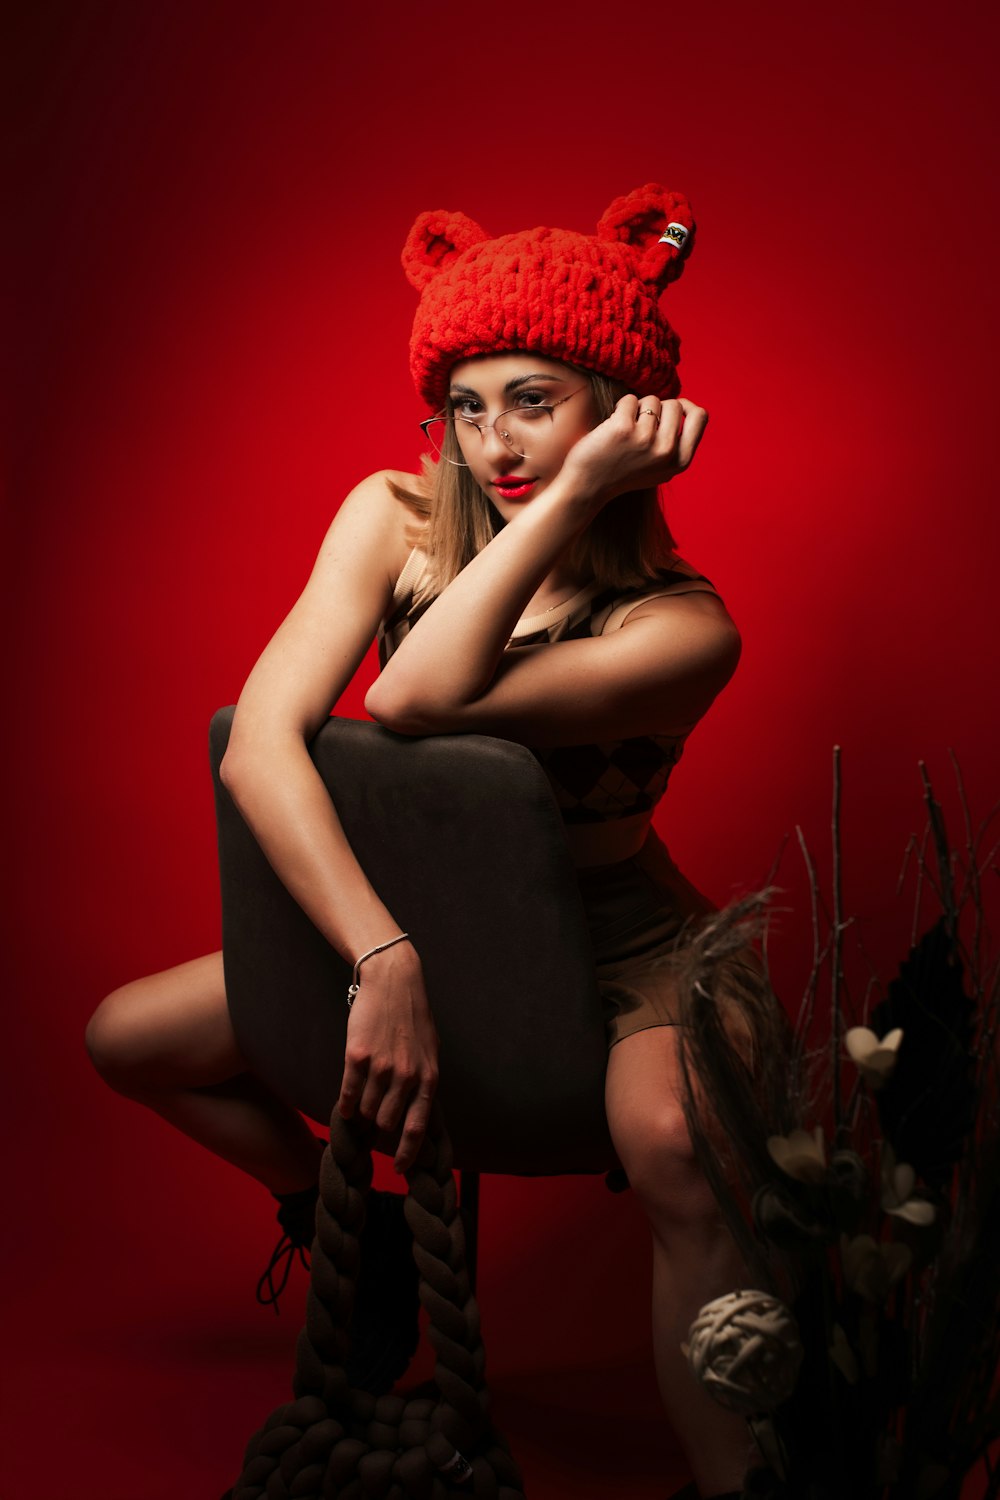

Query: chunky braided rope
left=226, top=1103, right=525, bottom=1499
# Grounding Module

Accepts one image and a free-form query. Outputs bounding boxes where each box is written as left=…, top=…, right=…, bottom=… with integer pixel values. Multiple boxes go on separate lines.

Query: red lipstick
left=492, top=477, right=537, bottom=499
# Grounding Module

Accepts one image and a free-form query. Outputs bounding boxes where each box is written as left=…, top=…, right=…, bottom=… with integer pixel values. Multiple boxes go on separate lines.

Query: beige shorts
left=575, top=829, right=717, bottom=1049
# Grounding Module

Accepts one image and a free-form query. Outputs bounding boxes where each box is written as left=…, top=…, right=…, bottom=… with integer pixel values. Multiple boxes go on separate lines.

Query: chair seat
left=210, top=709, right=618, bottom=1174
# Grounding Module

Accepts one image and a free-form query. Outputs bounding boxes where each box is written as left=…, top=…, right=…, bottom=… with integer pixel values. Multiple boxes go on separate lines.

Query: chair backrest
left=210, top=708, right=617, bottom=1174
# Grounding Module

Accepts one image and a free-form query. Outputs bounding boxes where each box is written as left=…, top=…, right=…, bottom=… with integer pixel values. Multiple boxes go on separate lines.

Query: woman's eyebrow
left=449, top=373, right=564, bottom=397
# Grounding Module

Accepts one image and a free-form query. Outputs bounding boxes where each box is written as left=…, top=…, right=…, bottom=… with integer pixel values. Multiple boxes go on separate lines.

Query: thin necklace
left=537, top=582, right=587, bottom=615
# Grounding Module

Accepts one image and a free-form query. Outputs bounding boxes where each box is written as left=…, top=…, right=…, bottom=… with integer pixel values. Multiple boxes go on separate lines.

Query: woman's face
left=446, top=352, right=599, bottom=521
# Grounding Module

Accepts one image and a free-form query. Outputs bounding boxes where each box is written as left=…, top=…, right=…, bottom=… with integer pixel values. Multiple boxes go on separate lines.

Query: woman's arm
left=369, top=593, right=740, bottom=746
left=366, top=396, right=737, bottom=744
left=221, top=469, right=408, bottom=956
left=220, top=469, right=438, bottom=1172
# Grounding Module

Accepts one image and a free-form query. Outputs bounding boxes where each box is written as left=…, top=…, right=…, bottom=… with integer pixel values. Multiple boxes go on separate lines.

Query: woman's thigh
left=85, top=951, right=250, bottom=1091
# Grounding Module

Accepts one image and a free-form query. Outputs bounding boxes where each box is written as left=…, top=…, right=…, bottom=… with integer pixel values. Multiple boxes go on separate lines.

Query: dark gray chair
left=209, top=709, right=621, bottom=1283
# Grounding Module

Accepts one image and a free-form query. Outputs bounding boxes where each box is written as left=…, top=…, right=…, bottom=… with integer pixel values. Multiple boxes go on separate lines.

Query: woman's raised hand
left=560, top=394, right=708, bottom=509
left=336, top=940, right=440, bottom=1174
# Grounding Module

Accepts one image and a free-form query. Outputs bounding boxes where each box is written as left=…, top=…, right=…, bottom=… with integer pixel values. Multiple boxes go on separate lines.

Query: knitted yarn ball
left=402, top=184, right=696, bottom=409
left=684, top=1289, right=804, bottom=1416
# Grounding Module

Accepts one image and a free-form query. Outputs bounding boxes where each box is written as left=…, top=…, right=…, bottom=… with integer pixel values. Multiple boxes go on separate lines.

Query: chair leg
left=459, top=1168, right=480, bottom=1294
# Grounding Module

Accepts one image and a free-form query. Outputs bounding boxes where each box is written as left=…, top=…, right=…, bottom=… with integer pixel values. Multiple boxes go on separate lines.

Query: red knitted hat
left=402, top=184, right=695, bottom=410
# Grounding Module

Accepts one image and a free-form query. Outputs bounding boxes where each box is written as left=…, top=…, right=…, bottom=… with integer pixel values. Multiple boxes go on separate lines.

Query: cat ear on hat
left=401, top=209, right=490, bottom=291
left=596, top=183, right=695, bottom=294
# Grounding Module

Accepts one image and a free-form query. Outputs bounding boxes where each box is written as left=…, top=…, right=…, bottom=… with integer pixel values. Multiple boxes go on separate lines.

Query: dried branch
left=831, top=746, right=845, bottom=1144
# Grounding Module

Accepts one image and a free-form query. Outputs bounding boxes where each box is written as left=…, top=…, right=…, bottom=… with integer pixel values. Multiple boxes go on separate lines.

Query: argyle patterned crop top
left=377, top=548, right=720, bottom=825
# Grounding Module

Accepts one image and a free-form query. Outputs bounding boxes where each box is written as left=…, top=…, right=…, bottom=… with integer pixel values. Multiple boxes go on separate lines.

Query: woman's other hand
left=559, top=394, right=708, bottom=509
left=336, top=940, right=440, bottom=1174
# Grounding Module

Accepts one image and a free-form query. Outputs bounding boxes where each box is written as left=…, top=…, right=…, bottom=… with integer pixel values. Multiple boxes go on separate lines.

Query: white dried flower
left=880, top=1142, right=936, bottom=1226
left=828, top=1322, right=860, bottom=1384
left=841, top=1233, right=912, bottom=1301
left=766, top=1126, right=827, bottom=1183
left=844, top=1026, right=903, bottom=1089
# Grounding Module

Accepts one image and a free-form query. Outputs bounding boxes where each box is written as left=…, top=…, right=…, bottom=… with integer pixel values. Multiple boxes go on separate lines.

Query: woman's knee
left=84, top=981, right=159, bottom=1095
left=609, top=1083, right=722, bottom=1240
left=83, top=952, right=237, bottom=1096
left=606, top=1028, right=712, bottom=1222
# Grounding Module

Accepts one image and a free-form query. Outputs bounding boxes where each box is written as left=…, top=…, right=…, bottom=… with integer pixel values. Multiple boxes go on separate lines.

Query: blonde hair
left=387, top=364, right=677, bottom=592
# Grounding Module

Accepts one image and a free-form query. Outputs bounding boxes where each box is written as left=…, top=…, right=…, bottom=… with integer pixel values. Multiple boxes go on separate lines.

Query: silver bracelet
left=346, top=932, right=411, bottom=1007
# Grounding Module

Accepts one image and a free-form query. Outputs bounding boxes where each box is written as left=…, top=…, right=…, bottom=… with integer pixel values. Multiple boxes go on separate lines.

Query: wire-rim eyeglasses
left=419, top=386, right=587, bottom=465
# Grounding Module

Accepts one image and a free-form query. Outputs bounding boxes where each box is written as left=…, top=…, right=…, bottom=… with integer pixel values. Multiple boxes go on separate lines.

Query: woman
left=85, top=184, right=758, bottom=1499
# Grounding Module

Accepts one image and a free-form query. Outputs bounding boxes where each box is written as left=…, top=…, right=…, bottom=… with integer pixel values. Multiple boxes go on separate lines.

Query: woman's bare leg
left=605, top=1025, right=756, bottom=1497
left=85, top=953, right=324, bottom=1194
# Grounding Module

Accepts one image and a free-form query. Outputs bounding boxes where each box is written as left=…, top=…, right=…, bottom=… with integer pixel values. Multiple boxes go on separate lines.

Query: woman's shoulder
left=347, top=467, right=429, bottom=521
left=597, top=555, right=722, bottom=630
left=598, top=555, right=740, bottom=677
left=333, top=469, right=430, bottom=593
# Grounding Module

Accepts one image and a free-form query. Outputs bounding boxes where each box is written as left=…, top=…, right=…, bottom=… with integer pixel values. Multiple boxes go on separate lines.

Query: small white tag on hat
left=436, top=1450, right=473, bottom=1482
left=658, top=222, right=689, bottom=250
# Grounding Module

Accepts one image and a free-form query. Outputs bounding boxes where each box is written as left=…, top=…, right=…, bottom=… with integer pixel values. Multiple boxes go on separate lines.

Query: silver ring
left=637, top=408, right=659, bottom=419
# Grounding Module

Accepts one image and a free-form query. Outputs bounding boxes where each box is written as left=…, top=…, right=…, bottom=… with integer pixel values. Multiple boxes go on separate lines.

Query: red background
left=7, top=4, right=999, bottom=1496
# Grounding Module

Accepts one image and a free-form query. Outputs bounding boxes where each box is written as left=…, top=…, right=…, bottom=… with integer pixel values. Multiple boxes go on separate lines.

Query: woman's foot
left=256, top=1181, right=319, bottom=1310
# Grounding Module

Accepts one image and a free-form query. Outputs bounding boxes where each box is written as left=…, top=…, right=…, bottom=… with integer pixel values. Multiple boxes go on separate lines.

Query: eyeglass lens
left=422, top=404, right=555, bottom=465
